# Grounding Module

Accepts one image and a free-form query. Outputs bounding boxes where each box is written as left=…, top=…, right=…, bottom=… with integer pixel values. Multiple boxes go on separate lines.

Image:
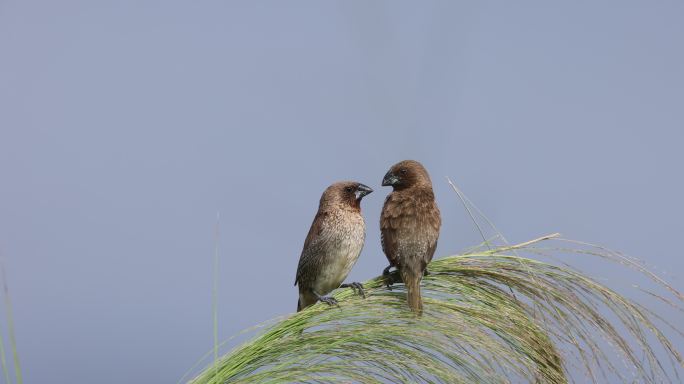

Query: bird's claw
left=424, top=269, right=430, bottom=277
left=383, top=265, right=395, bottom=290
left=318, top=296, right=338, bottom=306
left=341, top=282, right=365, bottom=298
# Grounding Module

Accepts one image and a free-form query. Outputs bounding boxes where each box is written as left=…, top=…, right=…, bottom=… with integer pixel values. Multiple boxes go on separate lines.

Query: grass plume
left=187, top=235, right=683, bottom=383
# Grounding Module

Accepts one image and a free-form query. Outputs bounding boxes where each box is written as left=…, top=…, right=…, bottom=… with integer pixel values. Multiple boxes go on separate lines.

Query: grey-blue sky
left=1, top=1, right=682, bottom=383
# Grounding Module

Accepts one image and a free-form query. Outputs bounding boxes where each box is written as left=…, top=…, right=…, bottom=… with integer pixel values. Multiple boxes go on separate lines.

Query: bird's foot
left=318, top=296, right=338, bottom=306
left=313, top=292, right=338, bottom=307
left=423, top=269, right=430, bottom=277
left=341, top=282, right=365, bottom=298
left=383, top=265, right=396, bottom=290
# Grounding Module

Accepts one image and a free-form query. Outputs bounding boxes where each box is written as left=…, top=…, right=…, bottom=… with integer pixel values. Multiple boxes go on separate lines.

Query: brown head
left=319, top=181, right=373, bottom=211
left=381, top=160, right=434, bottom=191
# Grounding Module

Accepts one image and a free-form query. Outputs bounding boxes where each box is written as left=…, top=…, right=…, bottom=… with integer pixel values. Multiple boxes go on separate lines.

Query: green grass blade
left=0, top=317, right=11, bottom=384
left=1, top=262, right=21, bottom=384
left=213, top=212, right=220, bottom=383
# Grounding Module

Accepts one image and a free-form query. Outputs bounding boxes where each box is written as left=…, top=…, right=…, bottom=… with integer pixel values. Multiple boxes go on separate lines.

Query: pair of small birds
left=295, top=160, right=441, bottom=314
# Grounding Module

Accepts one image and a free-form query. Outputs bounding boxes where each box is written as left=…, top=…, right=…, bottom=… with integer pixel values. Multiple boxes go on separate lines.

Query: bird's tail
left=400, top=269, right=423, bottom=314
left=297, top=298, right=302, bottom=312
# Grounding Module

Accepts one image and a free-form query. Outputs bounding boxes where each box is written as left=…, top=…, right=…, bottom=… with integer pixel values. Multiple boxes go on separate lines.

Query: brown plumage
left=295, top=181, right=373, bottom=312
left=380, top=160, right=441, bottom=313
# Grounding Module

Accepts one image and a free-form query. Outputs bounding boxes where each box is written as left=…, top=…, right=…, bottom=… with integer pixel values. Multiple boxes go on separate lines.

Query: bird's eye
left=345, top=186, right=353, bottom=192
left=400, top=168, right=407, bottom=174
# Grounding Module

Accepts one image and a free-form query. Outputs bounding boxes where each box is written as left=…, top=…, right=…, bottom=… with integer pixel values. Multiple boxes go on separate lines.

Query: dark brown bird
left=380, top=160, right=441, bottom=313
left=295, top=181, right=373, bottom=312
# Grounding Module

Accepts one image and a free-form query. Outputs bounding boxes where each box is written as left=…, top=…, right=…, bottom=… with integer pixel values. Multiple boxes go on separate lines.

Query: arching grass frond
left=188, top=235, right=683, bottom=384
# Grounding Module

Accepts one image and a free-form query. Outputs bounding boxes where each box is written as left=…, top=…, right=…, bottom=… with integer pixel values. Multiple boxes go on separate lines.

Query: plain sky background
left=1, top=1, right=683, bottom=383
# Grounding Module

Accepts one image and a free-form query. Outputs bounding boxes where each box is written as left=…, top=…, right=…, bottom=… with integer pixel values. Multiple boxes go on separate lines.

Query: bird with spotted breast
left=295, top=181, right=373, bottom=311
left=380, top=160, right=441, bottom=314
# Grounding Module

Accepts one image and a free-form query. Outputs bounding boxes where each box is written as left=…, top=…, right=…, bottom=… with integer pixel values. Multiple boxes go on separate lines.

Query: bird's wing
left=380, top=194, right=400, bottom=266
left=295, top=211, right=328, bottom=286
left=425, top=199, right=442, bottom=263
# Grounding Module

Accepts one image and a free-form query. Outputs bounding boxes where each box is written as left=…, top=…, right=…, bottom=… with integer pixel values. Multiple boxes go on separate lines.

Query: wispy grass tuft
left=187, top=235, right=683, bottom=383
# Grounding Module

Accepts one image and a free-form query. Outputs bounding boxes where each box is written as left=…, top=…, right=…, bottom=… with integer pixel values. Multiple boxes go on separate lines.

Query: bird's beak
left=355, top=184, right=373, bottom=200
left=382, top=172, right=399, bottom=187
